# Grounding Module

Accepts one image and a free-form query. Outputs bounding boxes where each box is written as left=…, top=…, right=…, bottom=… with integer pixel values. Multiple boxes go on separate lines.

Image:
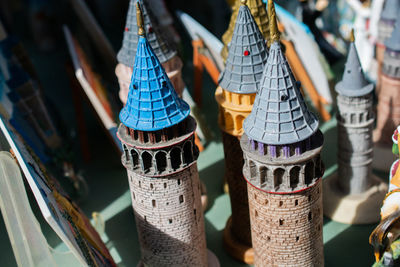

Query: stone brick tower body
left=376, top=0, right=399, bottom=94
left=116, top=0, right=184, bottom=105
left=117, top=8, right=218, bottom=266
left=215, top=0, right=268, bottom=263
left=323, top=33, right=387, bottom=224
left=374, top=17, right=400, bottom=165
left=241, top=2, right=324, bottom=265
left=221, top=0, right=270, bottom=62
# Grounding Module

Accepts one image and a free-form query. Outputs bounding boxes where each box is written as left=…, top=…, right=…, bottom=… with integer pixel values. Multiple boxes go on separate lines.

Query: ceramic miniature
left=323, top=30, right=387, bottom=224
left=240, top=1, right=324, bottom=265
left=117, top=5, right=219, bottom=266
left=375, top=0, right=399, bottom=94
left=221, top=0, right=270, bottom=62
left=116, top=0, right=184, bottom=105
left=215, top=0, right=269, bottom=263
left=374, top=15, right=400, bottom=171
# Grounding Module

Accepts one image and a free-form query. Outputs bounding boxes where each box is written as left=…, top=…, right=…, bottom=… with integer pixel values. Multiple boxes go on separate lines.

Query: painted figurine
left=221, top=0, right=270, bottom=62
left=240, top=1, right=324, bottom=265
left=116, top=0, right=184, bottom=105
left=215, top=0, right=268, bottom=263
left=323, top=30, right=387, bottom=224
left=373, top=15, right=400, bottom=170
left=370, top=126, right=400, bottom=266
left=117, top=4, right=219, bottom=266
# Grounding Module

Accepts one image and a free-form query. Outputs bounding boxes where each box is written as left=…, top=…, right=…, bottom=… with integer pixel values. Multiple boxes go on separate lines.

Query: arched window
left=259, top=166, right=268, bottom=185
left=123, top=145, right=129, bottom=161
left=274, top=168, right=285, bottom=189
left=249, top=161, right=256, bottom=178
left=224, top=112, right=234, bottom=131
left=236, top=115, right=245, bottom=131
left=170, top=147, right=182, bottom=170
left=183, top=141, right=193, bottom=165
left=155, top=151, right=167, bottom=173
left=305, top=161, right=315, bottom=185
left=141, top=151, right=152, bottom=173
left=290, top=166, right=301, bottom=189
left=131, top=149, right=139, bottom=168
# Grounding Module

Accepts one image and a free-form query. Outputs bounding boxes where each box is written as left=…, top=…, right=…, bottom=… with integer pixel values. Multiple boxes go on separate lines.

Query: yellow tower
left=215, top=0, right=269, bottom=263
left=221, top=0, right=270, bottom=61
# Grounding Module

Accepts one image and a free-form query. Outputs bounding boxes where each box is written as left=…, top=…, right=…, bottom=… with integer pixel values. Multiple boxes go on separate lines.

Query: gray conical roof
left=385, top=13, right=400, bottom=51
left=117, top=0, right=176, bottom=67
left=218, top=4, right=269, bottom=94
left=243, top=42, right=319, bottom=145
left=335, top=41, right=374, bottom=97
left=380, top=0, right=400, bottom=21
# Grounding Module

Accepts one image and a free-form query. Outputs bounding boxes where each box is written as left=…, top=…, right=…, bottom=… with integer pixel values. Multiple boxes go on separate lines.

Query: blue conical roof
left=335, top=41, right=374, bottom=97
left=218, top=3, right=269, bottom=94
left=119, top=36, right=190, bottom=131
left=243, top=42, right=319, bottom=145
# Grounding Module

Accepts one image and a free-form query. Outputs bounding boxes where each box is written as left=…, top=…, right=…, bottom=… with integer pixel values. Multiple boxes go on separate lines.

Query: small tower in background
left=374, top=17, right=400, bottom=171
left=116, top=0, right=184, bottom=105
left=221, top=0, right=270, bottom=62
left=324, top=30, right=387, bottom=224
left=241, top=2, right=324, bottom=265
left=215, top=0, right=268, bottom=263
left=117, top=5, right=218, bottom=266
left=376, top=0, right=399, bottom=94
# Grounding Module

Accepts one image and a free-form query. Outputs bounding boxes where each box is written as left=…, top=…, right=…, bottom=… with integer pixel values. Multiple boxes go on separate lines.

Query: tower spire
left=336, top=29, right=374, bottom=97
left=218, top=0, right=269, bottom=94
left=119, top=20, right=189, bottom=131
left=136, top=1, right=145, bottom=36
left=117, top=0, right=176, bottom=68
left=243, top=0, right=318, bottom=145
left=268, top=0, right=280, bottom=43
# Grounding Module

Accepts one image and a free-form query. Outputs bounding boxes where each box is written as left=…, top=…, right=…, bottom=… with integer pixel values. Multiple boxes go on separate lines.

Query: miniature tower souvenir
left=117, top=5, right=219, bottom=266
left=221, top=0, right=270, bottom=62
left=116, top=0, right=184, bottom=105
left=240, top=1, right=324, bottom=265
left=323, top=31, right=387, bottom=224
left=215, top=0, right=268, bottom=263
left=374, top=17, right=400, bottom=170
left=376, top=0, right=399, bottom=94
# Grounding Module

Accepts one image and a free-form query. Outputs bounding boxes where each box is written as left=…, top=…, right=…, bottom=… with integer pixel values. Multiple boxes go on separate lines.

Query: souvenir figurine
left=323, top=30, right=387, bottom=224
left=215, top=0, right=269, bottom=263
left=117, top=4, right=219, bottom=266
left=240, top=1, right=324, bottom=265
left=374, top=16, right=400, bottom=170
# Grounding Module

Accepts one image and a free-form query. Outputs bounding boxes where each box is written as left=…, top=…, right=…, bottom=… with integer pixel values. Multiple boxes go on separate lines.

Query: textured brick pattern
left=248, top=182, right=324, bottom=267
left=127, top=163, right=208, bottom=267
left=222, top=131, right=252, bottom=246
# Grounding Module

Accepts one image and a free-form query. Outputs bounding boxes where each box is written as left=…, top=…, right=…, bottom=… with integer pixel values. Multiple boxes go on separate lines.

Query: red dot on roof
left=244, top=50, right=250, bottom=56
left=125, top=27, right=129, bottom=32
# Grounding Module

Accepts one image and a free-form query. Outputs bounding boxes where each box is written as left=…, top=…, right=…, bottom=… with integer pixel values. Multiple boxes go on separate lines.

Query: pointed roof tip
left=350, top=28, right=355, bottom=43
left=136, top=1, right=145, bottom=36
left=218, top=0, right=269, bottom=94
left=119, top=36, right=190, bottom=131
left=268, top=0, right=280, bottom=43
left=336, top=40, right=374, bottom=97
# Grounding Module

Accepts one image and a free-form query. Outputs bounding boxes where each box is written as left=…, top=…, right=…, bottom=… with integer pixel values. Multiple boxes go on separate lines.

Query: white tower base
left=323, top=173, right=388, bottom=224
